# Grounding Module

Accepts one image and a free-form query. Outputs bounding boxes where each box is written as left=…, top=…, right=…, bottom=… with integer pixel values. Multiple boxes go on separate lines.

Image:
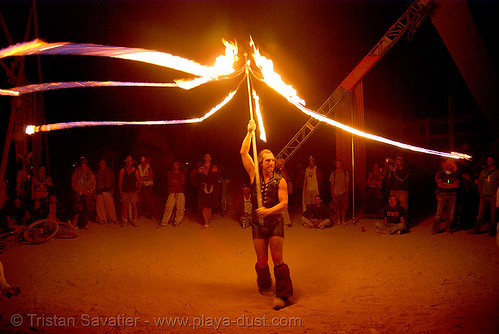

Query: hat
left=79, top=156, right=88, bottom=164
left=97, top=157, right=106, bottom=163
left=124, top=155, right=134, bottom=163
left=140, top=156, right=146, bottom=162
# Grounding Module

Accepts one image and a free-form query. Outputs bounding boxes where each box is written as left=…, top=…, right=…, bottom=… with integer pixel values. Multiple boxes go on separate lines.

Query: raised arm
left=240, top=120, right=256, bottom=183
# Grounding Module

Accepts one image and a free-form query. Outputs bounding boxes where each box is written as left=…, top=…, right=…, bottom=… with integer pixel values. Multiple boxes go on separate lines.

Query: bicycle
left=0, top=218, right=60, bottom=254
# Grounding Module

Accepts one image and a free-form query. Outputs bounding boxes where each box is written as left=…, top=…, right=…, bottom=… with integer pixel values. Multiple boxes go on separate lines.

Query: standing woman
left=32, top=165, right=53, bottom=210
left=197, top=153, right=220, bottom=228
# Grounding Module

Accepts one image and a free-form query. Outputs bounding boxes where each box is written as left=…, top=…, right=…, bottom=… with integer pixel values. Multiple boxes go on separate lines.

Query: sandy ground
left=1, top=210, right=498, bottom=334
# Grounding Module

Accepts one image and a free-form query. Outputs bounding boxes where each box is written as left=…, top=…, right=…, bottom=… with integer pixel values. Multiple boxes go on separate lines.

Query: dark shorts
left=252, top=220, right=284, bottom=239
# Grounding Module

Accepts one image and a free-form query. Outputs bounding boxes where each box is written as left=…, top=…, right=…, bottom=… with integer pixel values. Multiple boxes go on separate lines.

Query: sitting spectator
left=239, top=184, right=252, bottom=229
left=5, top=197, right=31, bottom=229
left=161, top=161, right=186, bottom=227
left=301, top=195, right=331, bottom=229
left=0, top=261, right=20, bottom=298
left=375, top=195, right=407, bottom=235
left=31, top=165, right=53, bottom=211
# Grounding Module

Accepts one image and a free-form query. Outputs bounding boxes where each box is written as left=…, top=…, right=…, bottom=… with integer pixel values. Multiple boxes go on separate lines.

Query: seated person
left=301, top=195, right=331, bottom=229
left=0, top=261, right=20, bottom=298
left=239, top=184, right=252, bottom=229
left=375, top=195, right=407, bottom=235
left=5, top=197, right=31, bottom=230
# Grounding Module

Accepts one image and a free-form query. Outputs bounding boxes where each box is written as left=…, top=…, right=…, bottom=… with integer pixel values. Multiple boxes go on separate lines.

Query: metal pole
left=351, top=105, right=355, bottom=224
left=245, top=66, right=264, bottom=224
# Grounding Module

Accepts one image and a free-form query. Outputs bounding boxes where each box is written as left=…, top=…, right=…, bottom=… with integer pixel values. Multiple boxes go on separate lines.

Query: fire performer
left=240, top=119, right=293, bottom=310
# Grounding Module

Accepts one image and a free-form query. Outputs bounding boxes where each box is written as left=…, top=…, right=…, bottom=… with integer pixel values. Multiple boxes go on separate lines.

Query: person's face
left=314, top=196, right=322, bottom=206
left=486, top=157, right=495, bottom=166
left=140, top=160, right=147, bottom=166
left=204, top=154, right=211, bottom=163
left=49, top=195, right=56, bottom=203
left=98, top=160, right=106, bottom=169
left=38, top=167, right=46, bottom=175
left=261, top=152, right=275, bottom=174
left=309, top=159, right=315, bottom=168
left=276, top=159, right=284, bottom=171
left=395, top=159, right=403, bottom=167
left=336, top=161, right=342, bottom=169
left=173, top=162, right=180, bottom=171
left=389, top=196, right=397, bottom=207
left=14, top=198, right=21, bottom=207
left=81, top=161, right=89, bottom=170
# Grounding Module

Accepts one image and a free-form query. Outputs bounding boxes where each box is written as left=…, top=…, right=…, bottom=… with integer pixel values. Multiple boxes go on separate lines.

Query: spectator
left=303, top=156, right=322, bottom=211
left=197, top=153, right=221, bottom=228
left=240, top=184, right=252, bottom=229
left=456, top=170, right=477, bottom=230
left=366, top=162, right=384, bottom=218
left=118, top=156, right=141, bottom=227
left=137, top=156, right=154, bottom=220
left=387, top=156, right=410, bottom=210
left=161, top=161, right=186, bottom=227
left=5, top=197, right=30, bottom=229
left=431, top=160, right=460, bottom=234
left=276, top=158, right=293, bottom=228
left=95, top=158, right=118, bottom=225
left=301, top=195, right=331, bottom=229
left=329, top=160, right=350, bottom=225
left=31, top=165, right=53, bottom=211
left=15, top=152, right=32, bottom=202
left=469, top=156, right=499, bottom=237
left=375, top=195, right=407, bottom=235
left=0, top=261, right=20, bottom=298
left=71, top=156, right=96, bottom=230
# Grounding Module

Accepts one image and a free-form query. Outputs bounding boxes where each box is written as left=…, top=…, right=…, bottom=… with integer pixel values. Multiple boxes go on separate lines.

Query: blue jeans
left=434, top=193, right=457, bottom=222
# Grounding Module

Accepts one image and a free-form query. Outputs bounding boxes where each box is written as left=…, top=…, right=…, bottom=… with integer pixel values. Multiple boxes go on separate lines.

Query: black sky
left=0, top=0, right=497, bottom=183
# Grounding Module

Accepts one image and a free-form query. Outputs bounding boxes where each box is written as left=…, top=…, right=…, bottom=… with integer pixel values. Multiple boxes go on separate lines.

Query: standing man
left=138, top=156, right=154, bottom=220
left=470, top=156, right=499, bottom=237
left=302, top=156, right=322, bottom=211
left=387, top=156, right=410, bottom=210
left=276, top=158, right=293, bottom=228
left=118, top=156, right=141, bottom=227
left=431, top=160, right=459, bottom=234
left=95, top=158, right=118, bottom=225
left=240, top=120, right=293, bottom=310
left=329, top=160, right=350, bottom=225
left=71, top=156, right=96, bottom=230
left=161, top=161, right=186, bottom=227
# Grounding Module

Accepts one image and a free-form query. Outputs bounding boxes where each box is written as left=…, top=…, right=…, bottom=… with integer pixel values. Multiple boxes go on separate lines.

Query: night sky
left=0, top=0, right=497, bottom=191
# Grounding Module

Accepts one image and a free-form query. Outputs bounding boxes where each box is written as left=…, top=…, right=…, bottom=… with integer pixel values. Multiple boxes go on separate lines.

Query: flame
left=0, top=39, right=238, bottom=78
left=252, top=90, right=267, bottom=143
left=250, top=38, right=306, bottom=106
left=26, top=89, right=237, bottom=134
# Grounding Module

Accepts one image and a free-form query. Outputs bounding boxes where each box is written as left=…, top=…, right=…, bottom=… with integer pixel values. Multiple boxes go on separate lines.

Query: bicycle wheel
left=54, top=221, right=79, bottom=239
left=23, top=219, right=59, bottom=244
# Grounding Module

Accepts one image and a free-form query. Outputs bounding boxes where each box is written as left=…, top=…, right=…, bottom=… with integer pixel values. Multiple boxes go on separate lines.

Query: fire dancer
left=240, top=119, right=293, bottom=310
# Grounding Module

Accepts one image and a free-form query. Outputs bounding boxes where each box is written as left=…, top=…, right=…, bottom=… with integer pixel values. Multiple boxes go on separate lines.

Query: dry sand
left=1, top=211, right=498, bottom=333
